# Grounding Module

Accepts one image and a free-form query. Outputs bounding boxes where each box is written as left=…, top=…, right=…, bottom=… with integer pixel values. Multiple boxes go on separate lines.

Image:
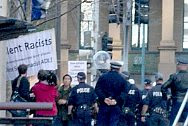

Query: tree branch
left=11, top=0, right=25, bottom=15
left=17, top=0, right=27, bottom=21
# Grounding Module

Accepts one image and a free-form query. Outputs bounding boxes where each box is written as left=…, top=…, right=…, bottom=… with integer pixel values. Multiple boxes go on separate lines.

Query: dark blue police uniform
left=68, top=82, right=97, bottom=126
left=143, top=83, right=169, bottom=126
left=95, top=67, right=128, bottom=126
left=119, top=83, right=141, bottom=126
left=137, top=79, right=152, bottom=126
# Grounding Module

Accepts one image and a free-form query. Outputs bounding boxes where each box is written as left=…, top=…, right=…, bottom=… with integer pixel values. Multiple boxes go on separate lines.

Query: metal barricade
left=0, top=102, right=53, bottom=125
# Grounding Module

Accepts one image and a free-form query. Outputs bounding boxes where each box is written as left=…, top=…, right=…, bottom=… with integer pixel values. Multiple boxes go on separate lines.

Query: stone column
left=60, top=44, right=71, bottom=82
left=59, top=1, right=69, bottom=82
left=0, top=0, right=8, bottom=117
left=60, top=0, right=80, bottom=82
left=109, top=24, right=122, bottom=61
left=158, top=0, right=176, bottom=81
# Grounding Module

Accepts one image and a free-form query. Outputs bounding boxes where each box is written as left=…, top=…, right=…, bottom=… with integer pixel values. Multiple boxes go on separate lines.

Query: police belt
left=152, top=107, right=167, bottom=118
left=122, top=107, right=135, bottom=114
left=76, top=104, right=92, bottom=111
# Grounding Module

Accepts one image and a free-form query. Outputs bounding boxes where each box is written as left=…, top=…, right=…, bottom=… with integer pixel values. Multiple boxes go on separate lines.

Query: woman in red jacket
left=31, top=70, right=58, bottom=126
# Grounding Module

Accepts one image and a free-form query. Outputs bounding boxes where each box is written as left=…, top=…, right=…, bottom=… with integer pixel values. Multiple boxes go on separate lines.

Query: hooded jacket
left=32, top=82, right=58, bottom=116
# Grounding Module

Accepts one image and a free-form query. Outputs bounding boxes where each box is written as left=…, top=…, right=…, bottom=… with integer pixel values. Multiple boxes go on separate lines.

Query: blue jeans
left=97, top=105, right=121, bottom=126
left=12, top=112, right=27, bottom=126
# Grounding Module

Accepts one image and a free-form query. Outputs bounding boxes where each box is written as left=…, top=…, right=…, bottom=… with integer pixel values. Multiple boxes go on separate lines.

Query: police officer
left=68, top=72, right=98, bottom=126
left=95, top=61, right=128, bottom=126
left=142, top=79, right=152, bottom=100
left=119, top=71, right=141, bottom=126
left=137, top=79, right=152, bottom=126
left=161, top=58, right=188, bottom=125
left=141, top=73, right=169, bottom=126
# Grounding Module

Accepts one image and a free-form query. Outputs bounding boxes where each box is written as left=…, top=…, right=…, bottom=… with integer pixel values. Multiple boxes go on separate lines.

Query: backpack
left=9, top=76, right=27, bottom=117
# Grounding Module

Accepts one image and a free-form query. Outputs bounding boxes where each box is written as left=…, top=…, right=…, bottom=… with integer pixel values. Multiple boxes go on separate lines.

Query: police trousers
left=118, top=111, right=136, bottom=126
left=72, top=104, right=92, bottom=126
left=97, top=105, right=121, bottom=126
left=147, top=113, right=169, bottom=126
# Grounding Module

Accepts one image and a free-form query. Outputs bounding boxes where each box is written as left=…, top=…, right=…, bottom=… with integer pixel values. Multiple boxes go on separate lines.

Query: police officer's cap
left=77, top=72, right=86, bottom=80
left=177, top=57, right=188, bottom=65
left=110, top=61, right=122, bottom=69
left=155, top=72, right=163, bottom=81
left=144, top=79, right=152, bottom=85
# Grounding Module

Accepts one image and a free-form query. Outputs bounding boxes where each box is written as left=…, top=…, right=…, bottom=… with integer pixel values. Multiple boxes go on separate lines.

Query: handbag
left=9, top=76, right=28, bottom=117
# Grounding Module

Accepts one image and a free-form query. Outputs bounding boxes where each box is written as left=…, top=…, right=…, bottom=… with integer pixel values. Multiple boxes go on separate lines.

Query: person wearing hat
left=136, top=79, right=152, bottom=126
left=141, top=73, right=169, bottom=126
left=142, top=79, right=152, bottom=100
left=68, top=72, right=98, bottom=126
left=161, top=58, right=188, bottom=125
left=118, top=71, right=141, bottom=126
left=95, top=61, right=128, bottom=126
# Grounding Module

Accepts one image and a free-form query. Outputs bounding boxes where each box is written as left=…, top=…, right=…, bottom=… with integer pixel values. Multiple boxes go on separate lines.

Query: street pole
left=141, top=24, right=145, bottom=86
left=123, top=0, right=131, bottom=71
left=137, top=0, right=141, bottom=48
left=137, top=0, right=145, bottom=86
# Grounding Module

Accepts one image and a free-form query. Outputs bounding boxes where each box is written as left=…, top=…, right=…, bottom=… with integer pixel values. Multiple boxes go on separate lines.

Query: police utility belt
left=152, top=107, right=167, bottom=118
left=76, top=104, right=91, bottom=111
left=123, top=107, right=134, bottom=115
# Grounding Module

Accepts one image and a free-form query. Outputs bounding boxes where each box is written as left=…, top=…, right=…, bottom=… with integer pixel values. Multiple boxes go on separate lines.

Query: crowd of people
left=10, top=57, right=188, bottom=126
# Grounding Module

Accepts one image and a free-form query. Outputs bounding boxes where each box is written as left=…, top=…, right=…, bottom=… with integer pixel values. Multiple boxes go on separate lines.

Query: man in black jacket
left=11, top=64, right=31, bottom=117
left=161, top=58, right=188, bottom=125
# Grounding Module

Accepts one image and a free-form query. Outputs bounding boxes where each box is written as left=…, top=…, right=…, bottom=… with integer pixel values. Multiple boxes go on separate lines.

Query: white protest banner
left=5, top=28, right=57, bottom=80
left=68, top=61, right=87, bottom=85
left=0, top=0, right=7, bottom=16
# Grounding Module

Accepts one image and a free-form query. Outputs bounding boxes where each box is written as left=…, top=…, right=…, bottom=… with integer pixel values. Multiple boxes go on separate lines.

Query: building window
left=184, top=0, right=188, bottom=49
left=131, top=0, right=148, bottom=49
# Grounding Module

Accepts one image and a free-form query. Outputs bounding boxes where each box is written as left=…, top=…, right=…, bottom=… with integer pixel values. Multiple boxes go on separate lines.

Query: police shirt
left=141, top=89, right=150, bottom=101
left=143, top=83, right=167, bottom=110
left=68, top=82, right=97, bottom=106
left=124, top=84, right=141, bottom=110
